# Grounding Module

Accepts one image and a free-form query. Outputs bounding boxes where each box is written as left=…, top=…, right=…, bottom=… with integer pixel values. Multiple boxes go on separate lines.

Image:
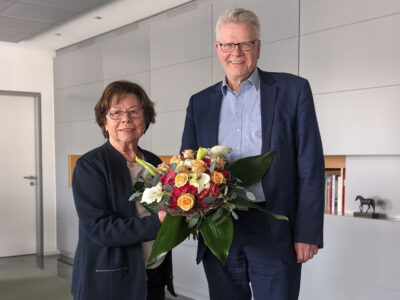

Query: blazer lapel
left=205, top=84, right=223, bottom=146
left=259, top=70, right=278, bottom=153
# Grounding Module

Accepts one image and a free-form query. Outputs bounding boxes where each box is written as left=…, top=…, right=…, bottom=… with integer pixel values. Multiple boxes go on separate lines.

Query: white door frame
left=0, top=90, right=44, bottom=260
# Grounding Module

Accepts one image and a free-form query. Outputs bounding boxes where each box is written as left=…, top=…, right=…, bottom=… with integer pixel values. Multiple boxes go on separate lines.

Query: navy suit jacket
left=180, top=69, right=325, bottom=265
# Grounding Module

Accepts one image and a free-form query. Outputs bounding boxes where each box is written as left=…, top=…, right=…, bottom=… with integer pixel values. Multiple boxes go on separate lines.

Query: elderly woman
left=71, top=81, right=175, bottom=300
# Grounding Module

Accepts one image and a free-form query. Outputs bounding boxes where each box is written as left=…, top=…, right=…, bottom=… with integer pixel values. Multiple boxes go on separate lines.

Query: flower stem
left=135, top=156, right=158, bottom=176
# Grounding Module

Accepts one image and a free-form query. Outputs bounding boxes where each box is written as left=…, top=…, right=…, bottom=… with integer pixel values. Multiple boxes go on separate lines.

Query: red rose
left=210, top=182, right=220, bottom=196
left=161, top=169, right=175, bottom=186
left=169, top=187, right=182, bottom=208
left=218, top=169, right=229, bottom=179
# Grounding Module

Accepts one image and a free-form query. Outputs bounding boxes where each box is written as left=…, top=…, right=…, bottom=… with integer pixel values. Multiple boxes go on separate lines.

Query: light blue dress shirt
left=218, top=68, right=265, bottom=202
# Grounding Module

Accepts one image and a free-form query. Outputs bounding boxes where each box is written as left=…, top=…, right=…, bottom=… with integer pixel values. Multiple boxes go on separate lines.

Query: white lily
left=184, top=159, right=194, bottom=168
left=210, top=145, right=232, bottom=156
left=141, top=183, right=163, bottom=204
left=190, top=173, right=210, bottom=193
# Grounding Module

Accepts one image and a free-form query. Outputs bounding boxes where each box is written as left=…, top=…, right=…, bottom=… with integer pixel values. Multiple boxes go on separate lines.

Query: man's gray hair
left=215, top=8, right=260, bottom=41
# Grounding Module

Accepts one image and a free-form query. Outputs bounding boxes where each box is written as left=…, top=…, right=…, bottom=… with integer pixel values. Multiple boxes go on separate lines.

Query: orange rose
left=191, top=159, right=206, bottom=173
left=211, top=171, right=226, bottom=184
left=177, top=193, right=195, bottom=211
left=177, top=166, right=190, bottom=174
left=169, top=155, right=181, bottom=164
left=212, top=156, right=226, bottom=169
left=182, top=149, right=195, bottom=159
left=175, top=173, right=188, bottom=187
left=157, top=162, right=170, bottom=172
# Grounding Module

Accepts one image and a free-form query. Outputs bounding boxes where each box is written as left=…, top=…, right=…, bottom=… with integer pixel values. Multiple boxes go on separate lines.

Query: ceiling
left=0, top=0, right=192, bottom=51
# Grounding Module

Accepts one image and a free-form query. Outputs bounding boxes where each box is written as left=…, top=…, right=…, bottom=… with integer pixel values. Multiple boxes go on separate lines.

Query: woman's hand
left=157, top=211, right=167, bottom=224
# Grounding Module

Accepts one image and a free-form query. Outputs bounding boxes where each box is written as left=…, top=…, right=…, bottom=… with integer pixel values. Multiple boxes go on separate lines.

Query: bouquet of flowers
left=130, top=145, right=287, bottom=266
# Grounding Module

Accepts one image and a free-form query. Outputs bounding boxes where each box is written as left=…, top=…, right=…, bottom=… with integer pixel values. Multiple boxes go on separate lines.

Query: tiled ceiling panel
left=0, top=2, right=75, bottom=23
left=0, top=28, right=27, bottom=42
left=0, top=0, right=111, bottom=43
left=0, top=15, right=49, bottom=32
left=19, top=0, right=108, bottom=12
left=0, top=0, right=15, bottom=11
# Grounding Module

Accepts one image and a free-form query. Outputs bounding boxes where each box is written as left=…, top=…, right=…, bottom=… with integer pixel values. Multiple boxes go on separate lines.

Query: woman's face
left=104, top=93, right=146, bottom=146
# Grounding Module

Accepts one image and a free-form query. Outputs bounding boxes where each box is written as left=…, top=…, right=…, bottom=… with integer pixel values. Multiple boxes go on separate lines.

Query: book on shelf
left=325, top=169, right=345, bottom=215
left=331, top=174, right=336, bottom=213
left=326, top=175, right=332, bottom=214
left=337, top=175, right=343, bottom=215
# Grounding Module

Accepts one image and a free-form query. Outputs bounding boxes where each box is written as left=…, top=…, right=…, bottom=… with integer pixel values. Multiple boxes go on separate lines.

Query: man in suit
left=180, top=8, right=325, bottom=300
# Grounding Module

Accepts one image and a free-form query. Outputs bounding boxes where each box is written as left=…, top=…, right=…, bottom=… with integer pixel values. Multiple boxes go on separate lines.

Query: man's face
left=216, top=22, right=260, bottom=87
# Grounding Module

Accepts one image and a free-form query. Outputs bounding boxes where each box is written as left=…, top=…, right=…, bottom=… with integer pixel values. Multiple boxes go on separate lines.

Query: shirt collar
left=221, top=68, right=260, bottom=96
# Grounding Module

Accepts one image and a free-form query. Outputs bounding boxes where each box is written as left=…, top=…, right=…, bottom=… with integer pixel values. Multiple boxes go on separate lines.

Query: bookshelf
left=324, top=156, right=346, bottom=216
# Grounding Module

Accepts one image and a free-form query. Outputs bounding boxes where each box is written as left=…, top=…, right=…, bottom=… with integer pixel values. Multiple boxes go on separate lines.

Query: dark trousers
left=202, top=208, right=301, bottom=300
left=146, top=258, right=167, bottom=300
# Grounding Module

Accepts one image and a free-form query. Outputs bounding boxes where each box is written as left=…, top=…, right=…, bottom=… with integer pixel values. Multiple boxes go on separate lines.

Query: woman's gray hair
left=215, top=8, right=260, bottom=41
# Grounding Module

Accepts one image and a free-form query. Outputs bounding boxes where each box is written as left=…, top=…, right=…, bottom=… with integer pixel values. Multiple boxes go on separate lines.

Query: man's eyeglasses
left=218, top=40, right=258, bottom=52
left=107, top=109, right=143, bottom=120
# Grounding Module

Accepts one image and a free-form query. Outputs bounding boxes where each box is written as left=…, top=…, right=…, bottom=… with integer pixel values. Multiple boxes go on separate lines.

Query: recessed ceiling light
left=94, top=16, right=103, bottom=20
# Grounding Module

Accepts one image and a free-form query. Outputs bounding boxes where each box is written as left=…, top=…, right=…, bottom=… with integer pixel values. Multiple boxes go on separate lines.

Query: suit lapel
left=205, top=84, right=223, bottom=146
left=259, top=70, right=278, bottom=153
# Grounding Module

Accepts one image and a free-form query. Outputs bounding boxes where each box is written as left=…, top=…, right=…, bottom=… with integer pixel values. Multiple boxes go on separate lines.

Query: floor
left=0, top=254, right=191, bottom=300
left=0, top=254, right=72, bottom=280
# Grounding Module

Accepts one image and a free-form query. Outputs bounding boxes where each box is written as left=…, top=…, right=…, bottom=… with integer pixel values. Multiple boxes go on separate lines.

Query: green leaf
left=187, top=217, right=200, bottom=229
left=159, top=194, right=171, bottom=206
left=211, top=207, right=225, bottom=221
left=215, top=214, right=228, bottom=226
left=163, top=184, right=173, bottom=192
left=135, top=169, right=144, bottom=181
left=231, top=211, right=238, bottom=220
left=152, top=174, right=161, bottom=186
left=202, top=196, right=216, bottom=204
left=231, top=197, right=289, bottom=221
left=141, top=203, right=158, bottom=214
left=246, top=191, right=255, bottom=201
left=224, top=185, right=228, bottom=196
left=199, top=215, right=233, bottom=265
left=209, top=161, right=216, bottom=173
left=228, top=151, right=276, bottom=187
left=147, top=215, right=190, bottom=267
left=266, top=211, right=289, bottom=221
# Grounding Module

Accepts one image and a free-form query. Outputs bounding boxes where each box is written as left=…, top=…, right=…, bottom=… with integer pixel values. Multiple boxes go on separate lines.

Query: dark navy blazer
left=71, top=141, right=173, bottom=300
left=181, top=69, right=325, bottom=265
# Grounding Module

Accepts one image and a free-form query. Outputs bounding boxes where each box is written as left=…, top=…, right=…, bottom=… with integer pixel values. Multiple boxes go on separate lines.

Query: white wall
left=0, top=42, right=57, bottom=254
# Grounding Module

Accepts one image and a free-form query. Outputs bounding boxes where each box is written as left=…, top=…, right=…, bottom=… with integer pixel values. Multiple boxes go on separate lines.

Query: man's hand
left=294, top=242, right=318, bottom=263
left=158, top=211, right=167, bottom=224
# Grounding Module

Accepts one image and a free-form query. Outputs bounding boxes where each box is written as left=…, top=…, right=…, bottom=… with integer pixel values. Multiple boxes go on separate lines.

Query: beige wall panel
left=258, top=38, right=298, bottom=75
left=314, top=86, right=400, bottom=155
left=300, top=14, right=400, bottom=93
left=54, top=43, right=103, bottom=89
left=150, top=4, right=212, bottom=69
left=151, top=57, right=212, bottom=112
left=102, top=25, right=150, bottom=80
left=301, top=0, right=400, bottom=34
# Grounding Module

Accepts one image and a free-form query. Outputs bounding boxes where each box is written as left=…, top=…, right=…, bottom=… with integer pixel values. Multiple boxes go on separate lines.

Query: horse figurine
left=355, top=195, right=375, bottom=214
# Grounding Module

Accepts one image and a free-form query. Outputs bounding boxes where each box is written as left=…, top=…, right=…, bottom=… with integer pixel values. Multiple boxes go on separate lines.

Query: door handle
left=23, top=176, right=37, bottom=180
